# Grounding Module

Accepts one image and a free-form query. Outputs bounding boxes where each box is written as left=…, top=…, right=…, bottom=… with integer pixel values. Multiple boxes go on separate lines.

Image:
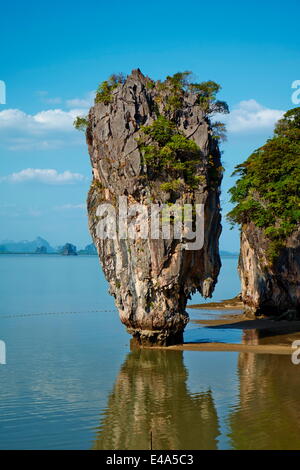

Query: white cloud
left=34, top=108, right=86, bottom=131
left=218, top=99, right=285, bottom=133
left=37, top=90, right=62, bottom=105
left=66, top=91, right=95, bottom=109
left=44, top=97, right=62, bottom=105
left=54, top=203, right=86, bottom=210
left=0, top=168, right=86, bottom=184
left=0, top=108, right=87, bottom=133
left=5, top=137, right=75, bottom=151
left=0, top=104, right=89, bottom=151
left=37, top=89, right=95, bottom=109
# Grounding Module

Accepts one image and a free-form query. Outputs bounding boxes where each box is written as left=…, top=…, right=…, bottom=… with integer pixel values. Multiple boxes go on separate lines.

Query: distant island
left=0, top=236, right=237, bottom=257
left=0, top=236, right=97, bottom=256
left=219, top=250, right=239, bottom=257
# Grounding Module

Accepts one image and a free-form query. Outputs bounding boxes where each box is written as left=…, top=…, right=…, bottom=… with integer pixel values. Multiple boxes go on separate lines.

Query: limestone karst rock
left=238, top=223, right=300, bottom=316
left=85, top=69, right=223, bottom=345
left=228, top=107, right=300, bottom=317
left=59, top=243, right=77, bottom=256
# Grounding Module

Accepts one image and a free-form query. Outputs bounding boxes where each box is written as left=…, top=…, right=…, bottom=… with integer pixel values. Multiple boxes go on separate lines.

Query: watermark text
left=96, top=197, right=205, bottom=250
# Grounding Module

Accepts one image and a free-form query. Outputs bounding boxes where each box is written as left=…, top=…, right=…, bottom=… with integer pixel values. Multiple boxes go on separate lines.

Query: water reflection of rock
left=93, top=349, right=220, bottom=450
left=229, top=352, right=300, bottom=450
left=242, top=327, right=300, bottom=346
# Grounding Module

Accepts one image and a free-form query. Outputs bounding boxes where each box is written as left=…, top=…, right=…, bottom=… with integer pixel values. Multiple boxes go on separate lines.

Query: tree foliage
left=138, top=116, right=203, bottom=189
left=156, top=72, right=229, bottom=116
left=189, top=80, right=229, bottom=115
left=73, top=115, right=89, bottom=131
left=136, top=71, right=228, bottom=191
left=227, top=107, right=300, bottom=260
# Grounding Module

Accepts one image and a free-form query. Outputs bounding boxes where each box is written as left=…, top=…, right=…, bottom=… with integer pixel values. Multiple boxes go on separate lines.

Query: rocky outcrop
left=86, top=69, right=223, bottom=345
left=78, top=243, right=97, bottom=255
left=60, top=243, right=77, bottom=256
left=239, top=223, right=300, bottom=316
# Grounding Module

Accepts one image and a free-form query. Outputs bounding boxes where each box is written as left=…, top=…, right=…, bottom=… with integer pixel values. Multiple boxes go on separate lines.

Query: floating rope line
left=0, top=309, right=118, bottom=319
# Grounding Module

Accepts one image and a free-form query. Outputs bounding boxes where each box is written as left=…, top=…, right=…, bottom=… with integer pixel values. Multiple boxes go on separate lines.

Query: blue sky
left=0, top=0, right=299, bottom=249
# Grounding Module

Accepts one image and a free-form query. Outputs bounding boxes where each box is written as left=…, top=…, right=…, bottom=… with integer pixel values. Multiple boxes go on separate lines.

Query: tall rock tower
left=85, top=69, right=225, bottom=345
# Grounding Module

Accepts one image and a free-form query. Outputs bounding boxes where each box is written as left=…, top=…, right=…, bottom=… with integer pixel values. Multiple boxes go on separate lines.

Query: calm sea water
left=0, top=255, right=300, bottom=450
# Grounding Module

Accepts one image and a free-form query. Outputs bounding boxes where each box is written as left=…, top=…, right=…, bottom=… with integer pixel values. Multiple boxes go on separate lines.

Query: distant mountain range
left=219, top=250, right=239, bottom=257
left=0, top=237, right=237, bottom=257
left=0, top=237, right=97, bottom=255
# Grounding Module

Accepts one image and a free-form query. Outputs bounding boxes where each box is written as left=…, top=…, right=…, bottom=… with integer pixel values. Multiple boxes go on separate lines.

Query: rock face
left=239, top=223, right=300, bottom=316
left=86, top=69, right=222, bottom=345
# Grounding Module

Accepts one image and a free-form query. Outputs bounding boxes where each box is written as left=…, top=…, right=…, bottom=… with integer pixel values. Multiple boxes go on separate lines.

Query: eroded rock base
left=128, top=328, right=184, bottom=347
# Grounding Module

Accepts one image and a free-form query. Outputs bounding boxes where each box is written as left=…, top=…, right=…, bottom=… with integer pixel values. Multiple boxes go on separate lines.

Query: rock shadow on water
left=92, top=348, right=220, bottom=450
left=203, top=316, right=300, bottom=347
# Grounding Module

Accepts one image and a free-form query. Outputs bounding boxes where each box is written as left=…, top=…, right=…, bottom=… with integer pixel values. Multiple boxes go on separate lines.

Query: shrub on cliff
left=227, top=107, right=300, bottom=260
left=137, top=72, right=228, bottom=191
left=73, top=115, right=89, bottom=131
left=95, top=74, right=125, bottom=104
left=138, top=116, right=202, bottom=189
left=189, top=80, right=229, bottom=115
left=157, top=71, right=229, bottom=116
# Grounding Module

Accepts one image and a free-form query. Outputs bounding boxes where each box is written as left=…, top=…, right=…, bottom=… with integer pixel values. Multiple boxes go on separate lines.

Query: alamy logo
left=0, top=80, right=6, bottom=104
left=291, top=80, right=300, bottom=105
left=96, top=197, right=205, bottom=250
left=0, top=340, right=6, bottom=365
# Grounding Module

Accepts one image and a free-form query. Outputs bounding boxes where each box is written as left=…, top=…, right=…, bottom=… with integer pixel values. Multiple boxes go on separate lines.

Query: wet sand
left=164, top=342, right=293, bottom=355
left=188, top=296, right=244, bottom=310
left=151, top=298, right=300, bottom=355
left=192, top=312, right=300, bottom=330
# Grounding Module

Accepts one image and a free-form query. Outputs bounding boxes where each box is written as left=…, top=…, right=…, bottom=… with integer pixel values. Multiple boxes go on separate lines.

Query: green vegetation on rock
left=95, top=74, right=125, bottom=104
left=73, top=115, right=89, bottom=131
left=156, top=71, right=229, bottom=116
left=190, top=80, right=229, bottom=115
left=227, top=107, right=300, bottom=261
left=136, top=72, right=228, bottom=192
left=138, top=116, right=202, bottom=190
left=160, top=179, right=183, bottom=192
